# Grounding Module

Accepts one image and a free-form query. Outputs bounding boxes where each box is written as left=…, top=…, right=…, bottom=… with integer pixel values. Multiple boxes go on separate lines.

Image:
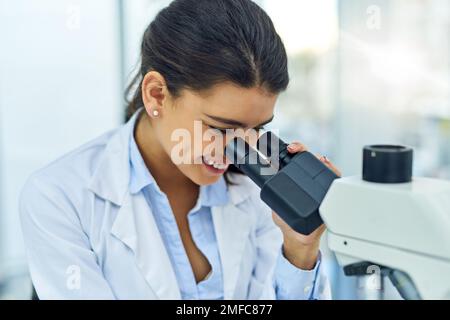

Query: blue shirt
left=129, top=131, right=324, bottom=300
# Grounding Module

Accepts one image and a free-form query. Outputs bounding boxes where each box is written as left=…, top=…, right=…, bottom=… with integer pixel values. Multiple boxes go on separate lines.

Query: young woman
left=20, top=0, right=340, bottom=299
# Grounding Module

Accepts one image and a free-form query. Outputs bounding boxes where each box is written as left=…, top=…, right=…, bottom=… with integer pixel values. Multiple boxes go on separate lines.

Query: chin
left=185, top=166, right=223, bottom=186
left=192, top=173, right=222, bottom=186
left=180, top=162, right=229, bottom=186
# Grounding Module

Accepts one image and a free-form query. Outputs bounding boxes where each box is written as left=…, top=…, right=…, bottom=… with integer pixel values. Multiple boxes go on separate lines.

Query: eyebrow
left=204, top=114, right=274, bottom=128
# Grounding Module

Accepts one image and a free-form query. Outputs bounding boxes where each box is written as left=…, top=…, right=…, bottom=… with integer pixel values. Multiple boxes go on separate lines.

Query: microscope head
left=320, top=145, right=450, bottom=299
left=225, top=131, right=339, bottom=234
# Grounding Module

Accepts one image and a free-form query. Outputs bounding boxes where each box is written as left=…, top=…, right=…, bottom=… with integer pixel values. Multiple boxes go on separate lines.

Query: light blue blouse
left=129, top=130, right=323, bottom=300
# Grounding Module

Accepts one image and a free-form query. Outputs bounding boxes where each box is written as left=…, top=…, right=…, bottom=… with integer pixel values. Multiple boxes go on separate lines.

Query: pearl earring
left=152, top=110, right=159, bottom=117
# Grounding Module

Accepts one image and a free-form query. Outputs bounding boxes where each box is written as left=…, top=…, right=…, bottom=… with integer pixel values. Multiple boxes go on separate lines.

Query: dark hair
left=125, top=0, right=289, bottom=182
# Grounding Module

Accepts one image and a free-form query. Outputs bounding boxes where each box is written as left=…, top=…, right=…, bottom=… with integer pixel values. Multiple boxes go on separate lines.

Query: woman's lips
left=202, top=156, right=229, bottom=175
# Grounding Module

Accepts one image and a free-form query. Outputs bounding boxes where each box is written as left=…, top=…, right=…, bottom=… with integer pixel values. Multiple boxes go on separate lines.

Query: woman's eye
left=207, top=125, right=229, bottom=134
left=206, top=124, right=265, bottom=134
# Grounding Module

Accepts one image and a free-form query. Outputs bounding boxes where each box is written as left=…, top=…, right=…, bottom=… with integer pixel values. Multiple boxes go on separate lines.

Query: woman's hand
left=272, top=142, right=341, bottom=270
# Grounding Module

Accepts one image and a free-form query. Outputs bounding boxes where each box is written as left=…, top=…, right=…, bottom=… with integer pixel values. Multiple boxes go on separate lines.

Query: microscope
left=225, top=132, right=450, bottom=300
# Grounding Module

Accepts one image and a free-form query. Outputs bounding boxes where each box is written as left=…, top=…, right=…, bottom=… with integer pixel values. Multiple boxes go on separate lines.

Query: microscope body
left=225, top=132, right=450, bottom=299
left=320, top=176, right=450, bottom=299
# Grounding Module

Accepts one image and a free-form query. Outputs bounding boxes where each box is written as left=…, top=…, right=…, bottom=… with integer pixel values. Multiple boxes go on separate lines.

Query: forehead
left=182, top=83, right=278, bottom=125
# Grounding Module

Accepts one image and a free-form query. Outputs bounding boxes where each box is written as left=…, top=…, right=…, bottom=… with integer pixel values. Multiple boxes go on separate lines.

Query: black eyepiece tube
left=257, top=131, right=293, bottom=169
left=224, top=137, right=273, bottom=188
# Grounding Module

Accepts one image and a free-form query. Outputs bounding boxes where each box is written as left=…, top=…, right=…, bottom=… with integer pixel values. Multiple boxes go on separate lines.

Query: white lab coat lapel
left=88, top=111, right=180, bottom=299
left=89, top=110, right=258, bottom=300
left=212, top=175, right=255, bottom=299
left=111, top=191, right=181, bottom=299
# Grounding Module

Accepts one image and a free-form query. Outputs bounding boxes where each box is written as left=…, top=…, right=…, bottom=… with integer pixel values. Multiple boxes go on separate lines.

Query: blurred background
left=0, top=0, right=449, bottom=299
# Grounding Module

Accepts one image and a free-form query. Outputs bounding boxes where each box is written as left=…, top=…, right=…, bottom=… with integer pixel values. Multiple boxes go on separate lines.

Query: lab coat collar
left=87, top=109, right=255, bottom=299
left=87, top=110, right=139, bottom=206
left=211, top=203, right=253, bottom=299
left=128, top=119, right=158, bottom=195
left=111, top=191, right=182, bottom=299
left=109, top=186, right=253, bottom=300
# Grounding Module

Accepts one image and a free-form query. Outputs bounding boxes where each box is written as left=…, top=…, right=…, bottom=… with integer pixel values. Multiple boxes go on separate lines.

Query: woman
left=20, top=0, right=340, bottom=299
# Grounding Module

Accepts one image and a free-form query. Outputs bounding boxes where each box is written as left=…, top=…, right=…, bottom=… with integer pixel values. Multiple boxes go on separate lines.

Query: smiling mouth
left=202, top=155, right=228, bottom=174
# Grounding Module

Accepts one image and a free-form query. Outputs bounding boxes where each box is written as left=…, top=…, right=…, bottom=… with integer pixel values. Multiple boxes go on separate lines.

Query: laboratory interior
left=0, top=0, right=449, bottom=300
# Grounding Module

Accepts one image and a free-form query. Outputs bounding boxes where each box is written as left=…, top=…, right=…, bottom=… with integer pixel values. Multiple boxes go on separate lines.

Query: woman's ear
left=141, top=71, right=167, bottom=118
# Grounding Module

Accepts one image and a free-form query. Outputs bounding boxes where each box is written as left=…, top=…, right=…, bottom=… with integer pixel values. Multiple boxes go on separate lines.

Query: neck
left=134, top=112, right=197, bottom=195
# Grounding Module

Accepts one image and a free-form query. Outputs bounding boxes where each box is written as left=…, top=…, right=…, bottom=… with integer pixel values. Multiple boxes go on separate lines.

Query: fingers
left=287, top=141, right=308, bottom=153
left=286, top=141, right=342, bottom=177
left=316, top=224, right=327, bottom=233
left=318, top=155, right=342, bottom=177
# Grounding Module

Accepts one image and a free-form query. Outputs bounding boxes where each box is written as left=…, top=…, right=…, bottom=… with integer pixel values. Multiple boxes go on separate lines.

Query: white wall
left=0, top=0, right=123, bottom=267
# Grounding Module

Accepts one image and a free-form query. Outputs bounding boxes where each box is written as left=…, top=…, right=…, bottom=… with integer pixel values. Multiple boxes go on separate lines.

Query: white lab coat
left=19, top=111, right=329, bottom=300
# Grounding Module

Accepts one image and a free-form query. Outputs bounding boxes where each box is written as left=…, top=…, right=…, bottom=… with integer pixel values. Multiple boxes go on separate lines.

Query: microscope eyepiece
left=224, top=131, right=339, bottom=235
left=257, top=131, right=293, bottom=169
left=363, top=145, right=413, bottom=183
left=224, top=137, right=273, bottom=188
left=224, top=137, right=250, bottom=166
